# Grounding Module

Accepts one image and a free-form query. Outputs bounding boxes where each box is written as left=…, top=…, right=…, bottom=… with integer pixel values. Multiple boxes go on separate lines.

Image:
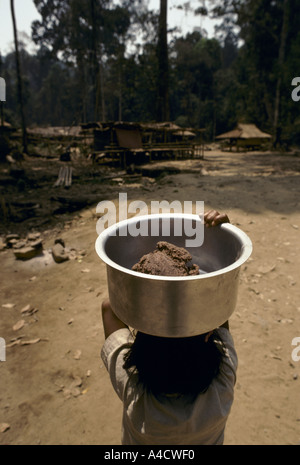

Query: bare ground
left=0, top=147, right=300, bottom=445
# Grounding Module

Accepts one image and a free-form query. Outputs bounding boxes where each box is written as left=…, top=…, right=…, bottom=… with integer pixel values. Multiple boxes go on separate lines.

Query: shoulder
left=101, top=328, right=133, bottom=367
left=101, top=328, right=134, bottom=401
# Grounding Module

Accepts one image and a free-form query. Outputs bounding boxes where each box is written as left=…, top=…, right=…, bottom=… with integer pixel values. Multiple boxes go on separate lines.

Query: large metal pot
left=95, top=214, right=252, bottom=337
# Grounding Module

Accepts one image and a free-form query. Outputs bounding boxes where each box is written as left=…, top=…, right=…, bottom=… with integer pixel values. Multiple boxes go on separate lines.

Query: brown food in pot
left=132, top=241, right=199, bottom=276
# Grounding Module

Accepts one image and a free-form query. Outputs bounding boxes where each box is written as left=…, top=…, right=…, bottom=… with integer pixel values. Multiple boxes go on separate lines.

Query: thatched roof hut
left=216, top=123, right=271, bottom=150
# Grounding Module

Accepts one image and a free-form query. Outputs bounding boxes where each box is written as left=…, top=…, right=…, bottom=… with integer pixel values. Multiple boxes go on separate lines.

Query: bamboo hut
left=216, top=123, right=271, bottom=151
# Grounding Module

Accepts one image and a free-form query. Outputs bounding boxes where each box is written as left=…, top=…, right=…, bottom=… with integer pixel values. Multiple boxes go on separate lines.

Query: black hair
left=123, top=330, right=225, bottom=397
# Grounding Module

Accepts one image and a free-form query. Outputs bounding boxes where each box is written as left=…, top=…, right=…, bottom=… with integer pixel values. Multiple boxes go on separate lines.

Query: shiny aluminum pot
left=95, top=214, right=252, bottom=337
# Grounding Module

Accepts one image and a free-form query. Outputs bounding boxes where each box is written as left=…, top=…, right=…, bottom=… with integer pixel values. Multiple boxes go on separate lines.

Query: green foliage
left=2, top=0, right=300, bottom=145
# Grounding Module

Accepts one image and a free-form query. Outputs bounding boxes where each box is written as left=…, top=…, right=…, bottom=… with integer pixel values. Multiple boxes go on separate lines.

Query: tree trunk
left=157, top=0, right=169, bottom=122
left=96, top=58, right=106, bottom=122
left=79, top=59, right=87, bottom=124
left=273, top=0, right=289, bottom=148
left=10, top=0, right=28, bottom=153
left=90, top=0, right=106, bottom=122
left=90, top=0, right=99, bottom=121
left=118, top=65, right=122, bottom=121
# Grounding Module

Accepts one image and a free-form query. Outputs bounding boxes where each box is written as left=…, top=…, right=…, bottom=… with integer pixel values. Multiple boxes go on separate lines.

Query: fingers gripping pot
left=95, top=214, right=252, bottom=337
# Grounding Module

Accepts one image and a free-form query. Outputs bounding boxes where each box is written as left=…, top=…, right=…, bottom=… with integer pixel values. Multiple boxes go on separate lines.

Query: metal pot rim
left=95, top=213, right=253, bottom=281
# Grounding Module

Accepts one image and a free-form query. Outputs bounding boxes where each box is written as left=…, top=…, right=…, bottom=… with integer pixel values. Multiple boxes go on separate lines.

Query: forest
left=1, top=0, right=300, bottom=148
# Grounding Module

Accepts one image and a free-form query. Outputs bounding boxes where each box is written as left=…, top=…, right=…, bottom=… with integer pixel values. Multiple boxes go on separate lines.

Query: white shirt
left=101, top=327, right=237, bottom=445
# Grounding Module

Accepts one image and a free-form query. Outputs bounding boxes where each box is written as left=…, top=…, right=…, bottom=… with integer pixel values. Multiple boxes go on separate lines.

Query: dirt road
left=0, top=148, right=299, bottom=445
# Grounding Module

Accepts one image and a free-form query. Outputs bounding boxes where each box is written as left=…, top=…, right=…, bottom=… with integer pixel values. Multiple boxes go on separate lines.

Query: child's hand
left=102, top=299, right=128, bottom=339
left=204, top=210, right=230, bottom=227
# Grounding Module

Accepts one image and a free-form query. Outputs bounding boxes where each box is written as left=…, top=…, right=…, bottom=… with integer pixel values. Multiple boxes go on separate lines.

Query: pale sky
left=0, top=0, right=217, bottom=55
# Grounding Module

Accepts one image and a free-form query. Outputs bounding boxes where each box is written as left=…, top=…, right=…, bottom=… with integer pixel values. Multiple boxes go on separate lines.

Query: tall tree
left=273, top=0, right=289, bottom=147
left=32, top=0, right=134, bottom=122
left=157, top=0, right=169, bottom=121
left=171, top=32, right=222, bottom=133
left=208, top=0, right=298, bottom=144
left=90, top=0, right=105, bottom=120
left=10, top=0, right=28, bottom=152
